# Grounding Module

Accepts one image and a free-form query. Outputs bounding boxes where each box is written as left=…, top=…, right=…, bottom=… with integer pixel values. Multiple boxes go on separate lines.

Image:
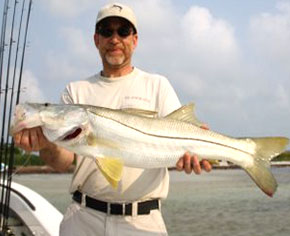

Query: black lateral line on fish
left=92, top=112, right=254, bottom=157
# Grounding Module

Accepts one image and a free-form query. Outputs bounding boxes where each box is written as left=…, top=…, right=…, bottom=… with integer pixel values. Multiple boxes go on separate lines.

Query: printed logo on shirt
left=124, top=96, right=151, bottom=103
left=121, top=96, right=153, bottom=111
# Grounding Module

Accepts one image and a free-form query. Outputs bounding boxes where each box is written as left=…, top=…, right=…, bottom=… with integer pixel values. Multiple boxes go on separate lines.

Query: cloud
left=249, top=1, right=290, bottom=73
left=20, top=70, right=46, bottom=102
left=43, top=27, right=99, bottom=83
left=177, top=6, right=241, bottom=96
left=181, top=6, right=238, bottom=57
left=60, top=27, right=97, bottom=65
left=40, top=0, right=100, bottom=18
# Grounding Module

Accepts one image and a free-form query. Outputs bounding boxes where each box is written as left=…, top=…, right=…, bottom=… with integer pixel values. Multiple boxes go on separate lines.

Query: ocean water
left=13, top=168, right=290, bottom=236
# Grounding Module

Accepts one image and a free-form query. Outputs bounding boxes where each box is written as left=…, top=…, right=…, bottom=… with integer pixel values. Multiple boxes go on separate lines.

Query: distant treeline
left=272, top=151, right=290, bottom=161
left=1, top=145, right=45, bottom=166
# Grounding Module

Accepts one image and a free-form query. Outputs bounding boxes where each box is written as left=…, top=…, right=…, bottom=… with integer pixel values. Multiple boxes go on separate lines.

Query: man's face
left=94, top=17, right=138, bottom=69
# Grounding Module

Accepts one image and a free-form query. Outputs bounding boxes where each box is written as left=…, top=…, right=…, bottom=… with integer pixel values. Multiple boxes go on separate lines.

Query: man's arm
left=13, top=127, right=74, bottom=172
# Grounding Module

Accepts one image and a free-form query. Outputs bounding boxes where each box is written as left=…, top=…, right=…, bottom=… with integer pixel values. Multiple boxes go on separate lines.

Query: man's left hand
left=176, top=152, right=212, bottom=174
left=175, top=123, right=212, bottom=174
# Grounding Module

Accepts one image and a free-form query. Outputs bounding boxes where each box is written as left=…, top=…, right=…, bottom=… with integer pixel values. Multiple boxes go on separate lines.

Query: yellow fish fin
left=95, top=157, right=124, bottom=189
left=87, top=133, right=120, bottom=149
left=208, top=159, right=220, bottom=165
left=165, top=103, right=203, bottom=127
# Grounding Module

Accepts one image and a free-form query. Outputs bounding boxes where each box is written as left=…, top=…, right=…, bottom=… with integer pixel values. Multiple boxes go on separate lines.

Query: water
left=13, top=168, right=290, bottom=236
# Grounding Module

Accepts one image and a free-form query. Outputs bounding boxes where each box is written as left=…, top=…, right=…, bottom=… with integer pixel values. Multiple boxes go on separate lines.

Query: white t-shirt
left=61, top=67, right=181, bottom=203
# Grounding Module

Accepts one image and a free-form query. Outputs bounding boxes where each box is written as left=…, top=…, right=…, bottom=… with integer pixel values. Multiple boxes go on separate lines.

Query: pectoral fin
left=95, top=157, right=124, bottom=189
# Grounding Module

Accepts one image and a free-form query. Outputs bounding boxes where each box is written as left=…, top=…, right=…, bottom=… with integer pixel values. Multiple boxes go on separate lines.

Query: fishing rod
left=0, top=0, right=33, bottom=233
left=3, top=0, right=32, bottom=229
left=0, top=0, right=10, bottom=101
left=0, top=0, right=17, bottom=230
left=3, top=0, right=29, bottom=230
left=0, top=0, right=11, bottom=228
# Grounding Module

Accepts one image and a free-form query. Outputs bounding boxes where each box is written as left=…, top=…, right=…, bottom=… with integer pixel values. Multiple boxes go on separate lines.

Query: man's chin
left=105, top=55, right=125, bottom=66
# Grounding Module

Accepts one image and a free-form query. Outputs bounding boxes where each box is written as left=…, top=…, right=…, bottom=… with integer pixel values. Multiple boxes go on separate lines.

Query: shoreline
left=12, top=162, right=290, bottom=174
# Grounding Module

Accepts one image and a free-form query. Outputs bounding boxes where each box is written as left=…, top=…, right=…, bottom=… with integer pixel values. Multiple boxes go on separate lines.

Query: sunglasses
left=97, top=26, right=133, bottom=38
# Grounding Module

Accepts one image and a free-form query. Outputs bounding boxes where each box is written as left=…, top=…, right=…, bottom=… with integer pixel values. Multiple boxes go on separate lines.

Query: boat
left=0, top=181, right=63, bottom=236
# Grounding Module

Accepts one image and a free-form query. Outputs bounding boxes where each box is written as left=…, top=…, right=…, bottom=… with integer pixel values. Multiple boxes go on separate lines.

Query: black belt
left=72, top=191, right=160, bottom=216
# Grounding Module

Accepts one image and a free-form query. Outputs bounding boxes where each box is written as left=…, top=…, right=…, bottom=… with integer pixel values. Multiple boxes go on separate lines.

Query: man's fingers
left=200, top=124, right=209, bottom=130
left=192, top=155, right=201, bottom=174
left=30, top=128, right=40, bottom=151
left=36, top=127, right=49, bottom=149
left=16, top=130, right=32, bottom=152
left=201, top=160, right=212, bottom=172
left=176, top=156, right=184, bottom=171
left=176, top=153, right=212, bottom=174
left=13, top=128, right=46, bottom=152
left=184, top=153, right=192, bottom=174
left=13, top=132, right=22, bottom=145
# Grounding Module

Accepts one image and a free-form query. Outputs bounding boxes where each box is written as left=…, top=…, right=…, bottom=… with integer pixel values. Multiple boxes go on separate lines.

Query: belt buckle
left=107, top=202, right=111, bottom=215
left=132, top=202, right=138, bottom=217
left=81, top=193, right=86, bottom=207
left=122, top=203, right=126, bottom=216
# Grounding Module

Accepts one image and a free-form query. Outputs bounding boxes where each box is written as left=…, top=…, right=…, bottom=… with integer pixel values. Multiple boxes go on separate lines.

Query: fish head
left=11, top=103, right=90, bottom=144
left=11, top=103, right=43, bottom=133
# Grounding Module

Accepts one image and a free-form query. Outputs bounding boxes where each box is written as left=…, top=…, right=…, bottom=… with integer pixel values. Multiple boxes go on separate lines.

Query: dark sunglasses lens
left=98, top=26, right=132, bottom=38
left=118, top=27, right=131, bottom=37
left=99, top=28, right=113, bottom=37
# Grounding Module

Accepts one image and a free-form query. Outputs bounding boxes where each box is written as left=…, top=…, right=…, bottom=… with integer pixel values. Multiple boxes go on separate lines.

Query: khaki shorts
left=60, top=202, right=168, bottom=236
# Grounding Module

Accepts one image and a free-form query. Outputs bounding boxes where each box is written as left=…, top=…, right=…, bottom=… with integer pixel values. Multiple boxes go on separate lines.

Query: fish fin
left=251, top=137, right=289, bottom=161
left=244, top=159, right=277, bottom=197
left=95, top=158, right=124, bottom=189
left=208, top=159, right=220, bottom=165
left=165, top=103, right=203, bottom=127
left=121, top=108, right=158, bottom=118
left=87, top=133, right=120, bottom=149
left=244, top=137, right=289, bottom=197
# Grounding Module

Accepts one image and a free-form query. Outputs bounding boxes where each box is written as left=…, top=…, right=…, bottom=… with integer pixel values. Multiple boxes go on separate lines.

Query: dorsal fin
left=165, top=103, right=203, bottom=127
left=121, top=108, right=158, bottom=118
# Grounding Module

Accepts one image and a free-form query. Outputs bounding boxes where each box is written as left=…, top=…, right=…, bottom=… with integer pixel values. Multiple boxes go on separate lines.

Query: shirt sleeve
left=60, top=85, right=74, bottom=105
left=157, top=77, right=181, bottom=117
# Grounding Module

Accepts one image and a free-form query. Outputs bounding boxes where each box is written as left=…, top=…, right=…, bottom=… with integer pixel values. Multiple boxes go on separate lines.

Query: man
left=14, top=3, right=211, bottom=235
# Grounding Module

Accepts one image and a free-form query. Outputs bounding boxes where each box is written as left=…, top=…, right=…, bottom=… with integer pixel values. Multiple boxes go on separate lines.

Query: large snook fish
left=11, top=103, right=289, bottom=197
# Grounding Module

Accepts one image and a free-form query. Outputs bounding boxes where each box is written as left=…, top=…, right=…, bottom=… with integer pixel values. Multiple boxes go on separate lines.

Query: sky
left=1, top=0, right=290, bottom=144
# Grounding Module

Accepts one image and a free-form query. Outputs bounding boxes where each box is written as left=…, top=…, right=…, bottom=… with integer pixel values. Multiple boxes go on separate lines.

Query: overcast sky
left=2, top=0, right=289, bottom=143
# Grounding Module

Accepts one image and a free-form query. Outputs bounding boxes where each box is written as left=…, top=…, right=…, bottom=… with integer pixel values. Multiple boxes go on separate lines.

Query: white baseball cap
left=96, top=3, right=137, bottom=32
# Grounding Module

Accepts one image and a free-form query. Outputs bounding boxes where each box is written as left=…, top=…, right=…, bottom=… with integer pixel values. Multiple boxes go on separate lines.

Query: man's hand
left=176, top=153, right=212, bottom=174
left=175, top=123, right=212, bottom=174
left=13, top=127, right=74, bottom=172
left=13, top=127, right=52, bottom=152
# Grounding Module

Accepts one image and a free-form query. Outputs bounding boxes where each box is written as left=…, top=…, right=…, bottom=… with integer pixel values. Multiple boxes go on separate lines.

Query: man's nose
left=110, top=31, right=121, bottom=42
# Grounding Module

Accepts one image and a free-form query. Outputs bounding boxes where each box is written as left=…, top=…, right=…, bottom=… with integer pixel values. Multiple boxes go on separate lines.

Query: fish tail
left=244, top=137, right=289, bottom=197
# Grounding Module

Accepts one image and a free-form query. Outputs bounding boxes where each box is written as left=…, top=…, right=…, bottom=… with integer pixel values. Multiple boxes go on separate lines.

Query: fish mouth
left=61, top=127, right=82, bottom=141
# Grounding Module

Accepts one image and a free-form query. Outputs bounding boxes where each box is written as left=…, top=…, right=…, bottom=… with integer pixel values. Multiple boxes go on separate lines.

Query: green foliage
left=1, top=144, right=45, bottom=166
left=13, top=152, right=45, bottom=166
left=272, top=151, right=290, bottom=161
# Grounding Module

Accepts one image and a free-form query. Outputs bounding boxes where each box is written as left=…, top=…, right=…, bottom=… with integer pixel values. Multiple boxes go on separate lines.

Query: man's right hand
left=13, top=127, right=74, bottom=172
left=13, top=127, right=52, bottom=152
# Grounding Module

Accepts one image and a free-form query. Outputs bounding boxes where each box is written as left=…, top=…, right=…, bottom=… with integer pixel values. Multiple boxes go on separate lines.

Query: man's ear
left=94, top=34, right=99, bottom=49
left=132, top=34, right=138, bottom=49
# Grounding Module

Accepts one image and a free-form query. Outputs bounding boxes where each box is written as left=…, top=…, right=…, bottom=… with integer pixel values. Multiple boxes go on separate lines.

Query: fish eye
left=44, top=103, right=50, bottom=107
